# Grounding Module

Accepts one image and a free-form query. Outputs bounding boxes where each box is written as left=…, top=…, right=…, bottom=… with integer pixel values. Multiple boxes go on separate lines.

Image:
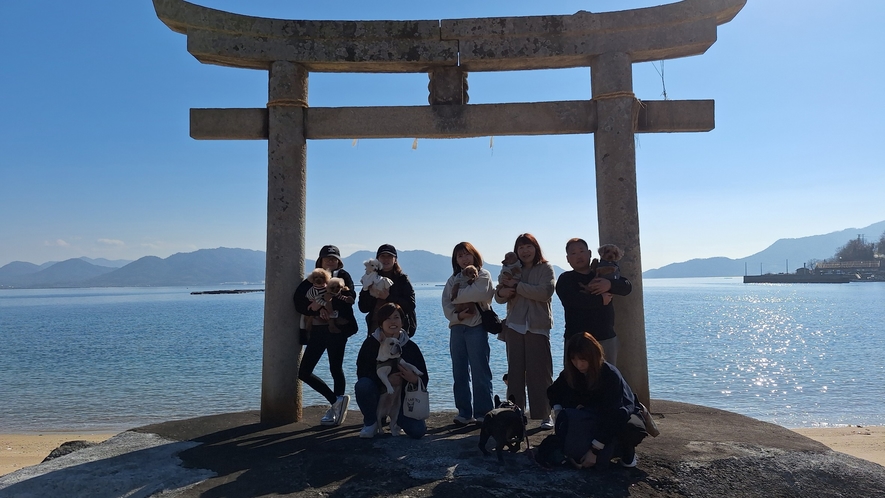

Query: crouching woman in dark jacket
left=547, top=332, right=647, bottom=469
left=354, top=303, right=428, bottom=439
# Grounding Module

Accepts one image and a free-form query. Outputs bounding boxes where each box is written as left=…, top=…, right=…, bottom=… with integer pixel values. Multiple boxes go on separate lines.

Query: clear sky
left=1, top=1, right=883, bottom=271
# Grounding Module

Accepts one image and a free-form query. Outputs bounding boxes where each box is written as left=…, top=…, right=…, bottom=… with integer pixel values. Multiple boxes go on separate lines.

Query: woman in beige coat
left=496, top=233, right=556, bottom=427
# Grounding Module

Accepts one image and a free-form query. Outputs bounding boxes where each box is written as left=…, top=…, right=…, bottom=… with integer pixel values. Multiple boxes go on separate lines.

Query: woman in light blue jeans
left=441, top=242, right=496, bottom=425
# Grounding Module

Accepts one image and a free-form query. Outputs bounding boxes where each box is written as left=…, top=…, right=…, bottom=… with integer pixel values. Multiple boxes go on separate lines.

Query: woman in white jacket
left=441, top=241, right=496, bottom=425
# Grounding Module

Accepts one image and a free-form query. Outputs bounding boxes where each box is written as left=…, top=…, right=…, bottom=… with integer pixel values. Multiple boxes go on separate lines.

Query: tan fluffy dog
left=595, top=244, right=624, bottom=279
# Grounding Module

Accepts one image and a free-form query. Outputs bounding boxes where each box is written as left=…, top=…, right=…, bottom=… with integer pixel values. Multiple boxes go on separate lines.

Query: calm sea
left=1, top=278, right=883, bottom=433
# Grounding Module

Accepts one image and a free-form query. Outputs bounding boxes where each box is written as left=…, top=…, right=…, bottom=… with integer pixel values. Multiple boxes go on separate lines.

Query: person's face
left=517, top=243, right=536, bottom=265
left=571, top=357, right=590, bottom=374
left=566, top=243, right=591, bottom=271
left=456, top=249, right=475, bottom=270
left=378, top=253, right=396, bottom=272
left=321, top=256, right=339, bottom=271
left=381, top=311, right=402, bottom=337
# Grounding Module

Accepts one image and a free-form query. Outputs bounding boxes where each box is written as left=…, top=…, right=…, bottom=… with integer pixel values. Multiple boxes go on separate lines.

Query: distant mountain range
left=643, top=220, right=885, bottom=278
left=0, top=248, right=266, bottom=288
left=0, top=248, right=560, bottom=289
left=2, top=220, right=882, bottom=287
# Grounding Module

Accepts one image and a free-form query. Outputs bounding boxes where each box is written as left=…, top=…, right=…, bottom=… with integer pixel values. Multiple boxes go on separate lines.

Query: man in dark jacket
left=555, top=238, right=632, bottom=365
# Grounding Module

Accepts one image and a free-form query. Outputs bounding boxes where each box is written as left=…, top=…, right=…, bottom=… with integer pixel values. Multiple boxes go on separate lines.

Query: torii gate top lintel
left=153, top=0, right=746, bottom=72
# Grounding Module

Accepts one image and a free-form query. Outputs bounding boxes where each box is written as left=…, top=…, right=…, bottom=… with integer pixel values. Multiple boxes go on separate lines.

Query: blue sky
left=1, top=1, right=883, bottom=271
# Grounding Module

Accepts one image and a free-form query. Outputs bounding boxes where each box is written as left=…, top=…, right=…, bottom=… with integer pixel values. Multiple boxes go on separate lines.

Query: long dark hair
left=564, top=332, right=605, bottom=390
left=514, top=233, right=548, bottom=266
left=451, top=242, right=483, bottom=276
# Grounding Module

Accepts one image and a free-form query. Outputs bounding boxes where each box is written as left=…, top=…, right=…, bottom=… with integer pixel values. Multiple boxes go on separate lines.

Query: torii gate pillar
left=591, top=52, right=649, bottom=404
left=261, top=62, right=308, bottom=424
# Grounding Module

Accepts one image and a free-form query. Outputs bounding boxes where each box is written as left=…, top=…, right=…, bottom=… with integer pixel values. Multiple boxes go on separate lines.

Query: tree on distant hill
left=832, top=235, right=875, bottom=262
left=878, top=231, right=885, bottom=257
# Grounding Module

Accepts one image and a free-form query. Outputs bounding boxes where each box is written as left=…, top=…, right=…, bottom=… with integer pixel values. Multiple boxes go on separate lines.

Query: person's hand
left=388, top=372, right=403, bottom=387
left=375, top=288, right=390, bottom=300
left=457, top=308, right=475, bottom=320
left=308, top=301, right=323, bottom=311
left=497, top=286, right=516, bottom=300
left=601, top=292, right=613, bottom=305
left=319, top=308, right=330, bottom=320
left=586, top=278, right=612, bottom=295
left=398, top=364, right=419, bottom=384
left=336, top=294, right=353, bottom=304
left=501, top=276, right=519, bottom=288
left=577, top=449, right=598, bottom=468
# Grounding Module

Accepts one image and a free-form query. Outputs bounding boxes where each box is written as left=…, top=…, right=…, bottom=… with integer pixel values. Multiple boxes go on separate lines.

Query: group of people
left=293, top=235, right=646, bottom=469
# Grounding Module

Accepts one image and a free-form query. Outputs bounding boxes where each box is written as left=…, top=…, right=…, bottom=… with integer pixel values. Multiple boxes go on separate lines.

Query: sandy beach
left=1, top=433, right=114, bottom=477
left=792, top=426, right=885, bottom=467
left=1, top=425, right=882, bottom=478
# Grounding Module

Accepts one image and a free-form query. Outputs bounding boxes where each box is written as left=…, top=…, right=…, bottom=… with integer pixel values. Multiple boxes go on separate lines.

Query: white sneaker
left=333, top=395, right=350, bottom=426
left=320, top=405, right=337, bottom=426
left=453, top=415, right=475, bottom=426
left=474, top=416, right=485, bottom=424
left=539, top=417, right=554, bottom=430
left=359, top=423, right=378, bottom=439
left=620, top=454, right=638, bottom=468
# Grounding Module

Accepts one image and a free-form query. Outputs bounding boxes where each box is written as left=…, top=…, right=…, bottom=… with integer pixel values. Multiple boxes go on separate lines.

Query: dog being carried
left=361, top=259, right=394, bottom=299
left=303, top=268, right=331, bottom=333
left=450, top=264, right=478, bottom=316
left=375, top=336, right=424, bottom=436
left=595, top=244, right=624, bottom=280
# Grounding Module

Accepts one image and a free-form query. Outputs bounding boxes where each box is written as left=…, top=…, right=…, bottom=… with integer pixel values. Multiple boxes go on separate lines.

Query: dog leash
left=519, top=404, right=537, bottom=464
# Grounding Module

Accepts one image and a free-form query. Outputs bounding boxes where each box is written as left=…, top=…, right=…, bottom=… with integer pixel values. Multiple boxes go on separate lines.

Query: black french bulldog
left=478, top=394, right=527, bottom=463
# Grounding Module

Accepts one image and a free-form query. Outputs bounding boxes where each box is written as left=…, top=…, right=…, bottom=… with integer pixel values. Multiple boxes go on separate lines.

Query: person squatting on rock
left=354, top=302, right=429, bottom=439
left=293, top=245, right=359, bottom=426
left=495, top=233, right=556, bottom=429
left=441, top=242, right=496, bottom=426
left=547, top=332, right=647, bottom=469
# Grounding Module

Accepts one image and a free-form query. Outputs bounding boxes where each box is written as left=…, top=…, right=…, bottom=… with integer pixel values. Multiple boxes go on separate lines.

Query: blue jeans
left=354, top=377, right=426, bottom=439
left=449, top=323, right=494, bottom=419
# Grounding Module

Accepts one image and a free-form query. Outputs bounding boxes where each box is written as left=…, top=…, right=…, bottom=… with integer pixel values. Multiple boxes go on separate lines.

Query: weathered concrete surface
left=153, top=0, right=746, bottom=72
left=3, top=400, right=883, bottom=497
left=190, top=100, right=714, bottom=140
left=592, top=51, right=649, bottom=408
left=260, top=61, right=308, bottom=425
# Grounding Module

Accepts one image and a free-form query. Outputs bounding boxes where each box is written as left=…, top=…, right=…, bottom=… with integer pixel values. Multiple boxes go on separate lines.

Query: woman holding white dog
left=441, top=242, right=496, bottom=425
left=495, top=233, right=556, bottom=428
left=354, top=302, right=429, bottom=439
left=358, top=244, right=418, bottom=337
left=293, top=245, right=359, bottom=427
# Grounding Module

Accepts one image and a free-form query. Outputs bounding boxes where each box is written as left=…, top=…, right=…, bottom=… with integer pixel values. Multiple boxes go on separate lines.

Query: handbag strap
left=407, top=378, right=426, bottom=392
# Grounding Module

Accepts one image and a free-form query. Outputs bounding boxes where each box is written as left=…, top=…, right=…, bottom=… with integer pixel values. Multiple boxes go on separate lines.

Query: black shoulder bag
left=475, top=303, right=503, bottom=335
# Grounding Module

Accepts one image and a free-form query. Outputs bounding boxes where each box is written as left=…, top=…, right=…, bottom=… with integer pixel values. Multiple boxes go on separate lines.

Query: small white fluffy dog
left=361, top=259, right=394, bottom=298
left=375, top=336, right=424, bottom=437
left=376, top=336, right=424, bottom=394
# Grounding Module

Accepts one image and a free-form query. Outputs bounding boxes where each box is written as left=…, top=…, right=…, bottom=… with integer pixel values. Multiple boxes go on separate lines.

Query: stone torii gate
left=154, top=0, right=745, bottom=425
